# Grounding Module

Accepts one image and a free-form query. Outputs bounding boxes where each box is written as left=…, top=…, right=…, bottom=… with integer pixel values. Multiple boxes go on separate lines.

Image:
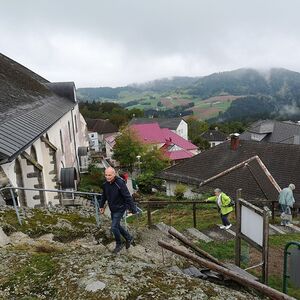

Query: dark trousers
left=111, top=210, right=132, bottom=245
left=221, top=213, right=231, bottom=226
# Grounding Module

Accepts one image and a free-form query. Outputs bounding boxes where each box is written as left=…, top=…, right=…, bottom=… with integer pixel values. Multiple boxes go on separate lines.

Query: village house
left=104, top=132, right=120, bottom=167
left=240, top=119, right=300, bottom=144
left=130, top=122, right=198, bottom=164
left=86, top=118, right=118, bottom=152
left=158, top=135, right=300, bottom=208
left=0, top=53, right=89, bottom=207
left=129, top=117, right=188, bottom=140
left=201, top=128, right=228, bottom=147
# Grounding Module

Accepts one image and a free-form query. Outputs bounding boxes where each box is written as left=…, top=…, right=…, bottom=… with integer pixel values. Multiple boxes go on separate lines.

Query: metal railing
left=0, top=186, right=102, bottom=226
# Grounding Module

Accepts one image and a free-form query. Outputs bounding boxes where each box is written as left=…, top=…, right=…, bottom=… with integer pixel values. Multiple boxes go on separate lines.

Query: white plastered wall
left=1, top=103, right=89, bottom=207
left=165, top=180, right=200, bottom=199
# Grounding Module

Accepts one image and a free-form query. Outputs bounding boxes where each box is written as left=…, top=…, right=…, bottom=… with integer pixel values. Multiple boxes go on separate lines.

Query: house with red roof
left=130, top=123, right=198, bottom=163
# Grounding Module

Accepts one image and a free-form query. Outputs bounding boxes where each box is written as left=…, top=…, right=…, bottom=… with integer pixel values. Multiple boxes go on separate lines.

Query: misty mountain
left=77, top=68, right=300, bottom=122
left=77, top=76, right=199, bottom=101
left=206, top=68, right=300, bottom=121
left=188, top=68, right=300, bottom=98
left=129, top=76, right=200, bottom=92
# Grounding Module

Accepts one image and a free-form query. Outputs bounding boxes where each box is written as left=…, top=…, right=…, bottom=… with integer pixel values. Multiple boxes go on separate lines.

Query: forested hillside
left=77, top=68, right=300, bottom=122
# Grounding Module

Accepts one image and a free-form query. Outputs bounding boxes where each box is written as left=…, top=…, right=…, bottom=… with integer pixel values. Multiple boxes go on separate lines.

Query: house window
left=68, top=121, right=72, bottom=142
left=60, top=130, right=64, bottom=153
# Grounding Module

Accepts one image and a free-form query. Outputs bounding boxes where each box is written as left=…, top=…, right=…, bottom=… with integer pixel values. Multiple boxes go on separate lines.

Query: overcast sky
left=1, top=0, right=300, bottom=87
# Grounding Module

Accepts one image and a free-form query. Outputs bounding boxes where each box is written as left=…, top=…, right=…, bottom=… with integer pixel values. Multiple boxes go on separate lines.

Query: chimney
left=230, top=133, right=240, bottom=150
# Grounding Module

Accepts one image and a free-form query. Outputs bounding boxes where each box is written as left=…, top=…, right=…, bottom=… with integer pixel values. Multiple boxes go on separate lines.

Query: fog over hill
left=77, top=68, right=300, bottom=122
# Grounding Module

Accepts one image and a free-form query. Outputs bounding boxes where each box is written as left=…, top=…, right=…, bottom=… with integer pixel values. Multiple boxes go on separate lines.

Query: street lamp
left=136, top=155, right=141, bottom=175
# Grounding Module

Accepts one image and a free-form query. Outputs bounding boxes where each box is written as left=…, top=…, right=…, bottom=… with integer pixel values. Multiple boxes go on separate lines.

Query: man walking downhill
left=278, top=183, right=295, bottom=227
left=99, top=167, right=137, bottom=254
left=205, top=188, right=234, bottom=230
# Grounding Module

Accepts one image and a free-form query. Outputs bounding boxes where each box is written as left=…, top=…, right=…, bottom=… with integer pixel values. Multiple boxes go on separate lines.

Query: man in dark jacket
left=99, top=167, right=137, bottom=254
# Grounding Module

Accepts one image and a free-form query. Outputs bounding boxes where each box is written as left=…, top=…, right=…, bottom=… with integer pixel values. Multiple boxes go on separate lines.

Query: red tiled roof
left=161, top=128, right=197, bottom=150
left=164, top=149, right=194, bottom=160
left=130, top=123, right=165, bottom=144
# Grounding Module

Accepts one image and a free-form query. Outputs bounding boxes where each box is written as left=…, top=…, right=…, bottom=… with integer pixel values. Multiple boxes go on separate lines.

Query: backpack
left=227, top=198, right=235, bottom=207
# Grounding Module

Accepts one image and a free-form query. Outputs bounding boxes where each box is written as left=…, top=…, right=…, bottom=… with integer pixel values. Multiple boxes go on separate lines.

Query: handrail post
left=93, top=195, right=100, bottom=227
left=10, top=188, right=22, bottom=225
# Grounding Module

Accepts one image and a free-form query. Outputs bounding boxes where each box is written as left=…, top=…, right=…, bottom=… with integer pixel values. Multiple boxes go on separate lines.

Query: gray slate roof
left=201, top=130, right=227, bottom=142
left=86, top=118, right=118, bottom=134
left=240, top=120, right=300, bottom=144
left=0, top=53, right=76, bottom=164
left=158, top=139, right=300, bottom=203
left=129, top=117, right=184, bottom=130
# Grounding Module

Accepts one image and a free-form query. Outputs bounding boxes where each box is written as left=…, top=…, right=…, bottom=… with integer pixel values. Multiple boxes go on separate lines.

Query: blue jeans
left=111, top=210, right=132, bottom=245
left=221, top=213, right=231, bottom=226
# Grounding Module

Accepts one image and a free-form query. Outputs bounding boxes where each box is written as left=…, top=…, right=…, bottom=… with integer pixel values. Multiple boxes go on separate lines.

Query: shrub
left=174, top=184, right=187, bottom=200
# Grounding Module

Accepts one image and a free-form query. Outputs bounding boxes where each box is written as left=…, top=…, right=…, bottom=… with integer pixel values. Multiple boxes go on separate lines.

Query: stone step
left=217, top=224, right=236, bottom=237
left=269, top=224, right=286, bottom=235
left=185, top=228, right=213, bottom=243
left=224, top=263, right=258, bottom=281
left=182, top=266, right=208, bottom=279
left=290, top=224, right=300, bottom=232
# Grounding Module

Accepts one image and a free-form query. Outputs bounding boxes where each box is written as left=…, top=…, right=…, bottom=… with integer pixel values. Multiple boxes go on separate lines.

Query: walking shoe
left=219, top=225, right=226, bottom=229
left=225, top=224, right=232, bottom=230
left=125, top=238, right=134, bottom=249
left=113, top=244, right=124, bottom=254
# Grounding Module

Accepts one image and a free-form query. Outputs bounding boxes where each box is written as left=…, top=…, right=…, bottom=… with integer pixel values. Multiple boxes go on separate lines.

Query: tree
left=113, top=127, right=145, bottom=172
left=186, top=117, right=209, bottom=142
left=140, top=147, right=170, bottom=174
left=192, top=136, right=210, bottom=151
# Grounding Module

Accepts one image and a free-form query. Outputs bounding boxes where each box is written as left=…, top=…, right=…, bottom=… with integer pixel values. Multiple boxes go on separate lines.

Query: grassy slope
left=128, top=203, right=300, bottom=298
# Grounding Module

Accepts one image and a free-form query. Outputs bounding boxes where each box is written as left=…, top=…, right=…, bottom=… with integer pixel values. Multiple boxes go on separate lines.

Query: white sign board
left=241, top=205, right=264, bottom=246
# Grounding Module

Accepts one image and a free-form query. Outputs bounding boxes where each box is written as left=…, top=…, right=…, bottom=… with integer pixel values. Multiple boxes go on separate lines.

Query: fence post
left=235, top=189, right=242, bottom=267
left=147, top=202, right=152, bottom=228
left=272, top=201, right=275, bottom=223
left=193, top=203, right=197, bottom=228
left=262, top=207, right=269, bottom=284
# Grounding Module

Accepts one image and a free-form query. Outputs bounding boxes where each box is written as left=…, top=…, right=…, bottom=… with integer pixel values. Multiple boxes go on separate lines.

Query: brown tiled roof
left=86, top=118, right=118, bottom=134
left=158, top=140, right=300, bottom=202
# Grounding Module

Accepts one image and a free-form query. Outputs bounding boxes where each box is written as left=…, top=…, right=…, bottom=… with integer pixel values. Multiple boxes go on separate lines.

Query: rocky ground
left=0, top=206, right=268, bottom=300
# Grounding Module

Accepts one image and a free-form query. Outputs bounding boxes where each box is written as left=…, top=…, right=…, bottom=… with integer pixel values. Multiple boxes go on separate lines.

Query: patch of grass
left=196, top=239, right=236, bottom=261
left=0, top=209, right=97, bottom=241
left=127, top=203, right=225, bottom=232
left=0, top=253, right=58, bottom=298
left=268, top=275, right=300, bottom=299
left=269, top=233, right=300, bottom=248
